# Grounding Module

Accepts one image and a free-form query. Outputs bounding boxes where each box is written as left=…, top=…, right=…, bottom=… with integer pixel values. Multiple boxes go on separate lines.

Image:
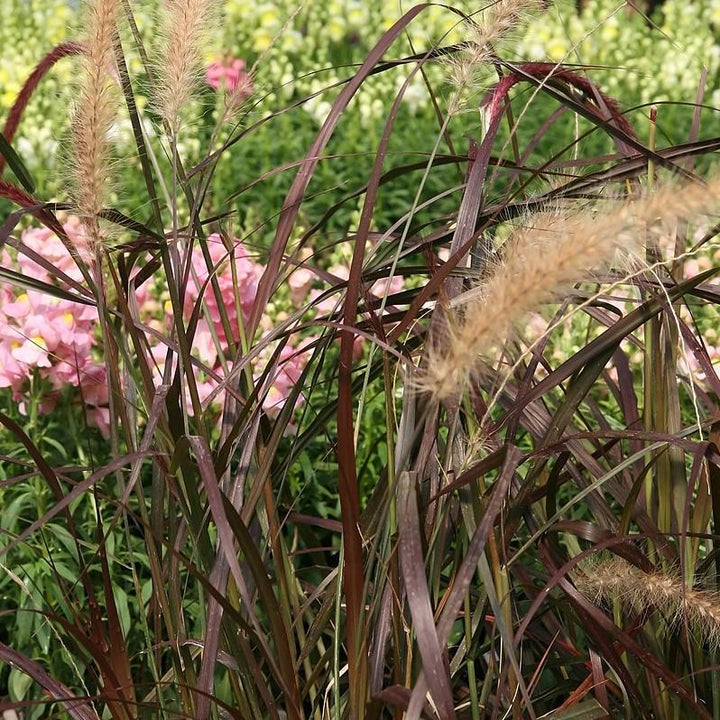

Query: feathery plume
left=576, top=556, right=720, bottom=650
left=155, top=0, right=217, bottom=133
left=419, top=178, right=720, bottom=400
left=447, top=0, right=544, bottom=114
left=70, top=0, right=120, bottom=247
left=472, top=0, right=542, bottom=59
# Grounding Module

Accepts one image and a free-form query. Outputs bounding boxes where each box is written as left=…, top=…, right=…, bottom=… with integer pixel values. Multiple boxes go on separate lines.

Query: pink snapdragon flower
left=183, top=234, right=263, bottom=347
left=288, top=267, right=314, bottom=305
left=679, top=345, right=720, bottom=386
left=254, top=341, right=313, bottom=419
left=1, top=291, right=97, bottom=372
left=206, top=57, right=253, bottom=97
left=148, top=342, right=220, bottom=418
left=310, top=264, right=348, bottom=317
left=370, top=274, right=403, bottom=300
left=0, top=220, right=111, bottom=435
left=191, top=318, right=220, bottom=368
left=2, top=219, right=315, bottom=434
left=18, top=217, right=92, bottom=284
left=87, top=407, right=111, bottom=438
left=175, top=234, right=313, bottom=421
left=78, top=363, right=111, bottom=438
left=683, top=255, right=720, bottom=285
left=0, top=340, right=26, bottom=391
left=12, top=336, right=52, bottom=368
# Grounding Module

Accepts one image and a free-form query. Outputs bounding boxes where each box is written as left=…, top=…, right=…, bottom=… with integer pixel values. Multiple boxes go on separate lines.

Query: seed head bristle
left=155, top=0, right=217, bottom=133
left=70, top=0, right=121, bottom=248
left=418, top=178, right=720, bottom=400
left=473, top=0, right=539, bottom=51
left=576, top=557, right=720, bottom=650
left=447, top=0, right=545, bottom=113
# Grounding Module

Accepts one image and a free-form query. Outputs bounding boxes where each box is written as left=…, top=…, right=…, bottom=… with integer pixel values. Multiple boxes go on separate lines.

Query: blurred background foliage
left=2, top=0, right=720, bottom=238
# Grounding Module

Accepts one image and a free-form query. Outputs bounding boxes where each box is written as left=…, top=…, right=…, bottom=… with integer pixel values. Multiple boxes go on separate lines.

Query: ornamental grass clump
left=4, top=0, right=720, bottom=719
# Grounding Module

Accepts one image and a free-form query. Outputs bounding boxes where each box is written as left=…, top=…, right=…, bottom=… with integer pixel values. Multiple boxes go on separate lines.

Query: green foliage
left=4, top=0, right=720, bottom=223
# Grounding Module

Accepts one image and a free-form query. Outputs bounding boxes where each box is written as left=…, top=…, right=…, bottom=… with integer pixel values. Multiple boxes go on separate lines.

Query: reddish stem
left=484, top=62, right=637, bottom=147
left=1, top=42, right=84, bottom=176
left=0, top=179, right=39, bottom=209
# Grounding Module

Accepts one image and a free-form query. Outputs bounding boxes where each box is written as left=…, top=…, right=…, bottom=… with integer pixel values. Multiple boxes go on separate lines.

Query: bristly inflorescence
left=418, top=177, right=720, bottom=401
left=575, top=556, right=720, bottom=650
left=155, top=0, right=218, bottom=134
left=447, top=0, right=546, bottom=115
left=70, top=0, right=121, bottom=248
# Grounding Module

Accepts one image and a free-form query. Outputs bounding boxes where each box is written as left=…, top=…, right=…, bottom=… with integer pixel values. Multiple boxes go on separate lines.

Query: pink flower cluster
left=183, top=234, right=260, bottom=354
left=255, top=340, right=315, bottom=419
left=0, top=222, right=316, bottom=435
left=206, top=57, right=253, bottom=97
left=17, top=217, right=92, bottom=284
left=172, top=233, right=312, bottom=419
left=0, top=222, right=109, bottom=435
left=678, top=341, right=720, bottom=386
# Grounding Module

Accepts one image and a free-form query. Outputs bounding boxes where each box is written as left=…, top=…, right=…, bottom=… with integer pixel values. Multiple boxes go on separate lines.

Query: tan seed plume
left=473, top=0, right=541, bottom=58
left=448, top=0, right=544, bottom=112
left=70, top=0, right=121, bottom=246
left=156, top=0, right=217, bottom=133
left=576, top=556, right=720, bottom=650
left=420, top=178, right=720, bottom=400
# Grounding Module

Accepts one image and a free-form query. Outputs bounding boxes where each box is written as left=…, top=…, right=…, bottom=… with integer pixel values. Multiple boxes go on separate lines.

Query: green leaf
left=1, top=493, right=32, bottom=531
left=9, top=665, right=33, bottom=702
left=114, top=586, right=131, bottom=637
left=52, top=562, right=79, bottom=583
left=16, top=604, right=34, bottom=647
left=47, top=524, right=80, bottom=565
left=35, top=616, right=51, bottom=655
left=0, top=133, right=36, bottom=194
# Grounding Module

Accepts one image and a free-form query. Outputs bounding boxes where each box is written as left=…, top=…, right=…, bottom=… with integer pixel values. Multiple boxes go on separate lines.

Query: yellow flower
left=2, top=89, right=17, bottom=107
left=253, top=30, right=274, bottom=52
left=327, top=19, right=346, bottom=43
left=259, top=9, right=277, bottom=25
left=600, top=24, right=619, bottom=42
left=548, top=39, right=567, bottom=61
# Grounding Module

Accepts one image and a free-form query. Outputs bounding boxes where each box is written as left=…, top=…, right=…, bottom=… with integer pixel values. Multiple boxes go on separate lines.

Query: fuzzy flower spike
left=420, top=178, right=720, bottom=401
left=576, top=556, right=720, bottom=650
left=70, top=0, right=121, bottom=248
left=156, top=0, right=218, bottom=133
left=447, top=0, right=545, bottom=114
